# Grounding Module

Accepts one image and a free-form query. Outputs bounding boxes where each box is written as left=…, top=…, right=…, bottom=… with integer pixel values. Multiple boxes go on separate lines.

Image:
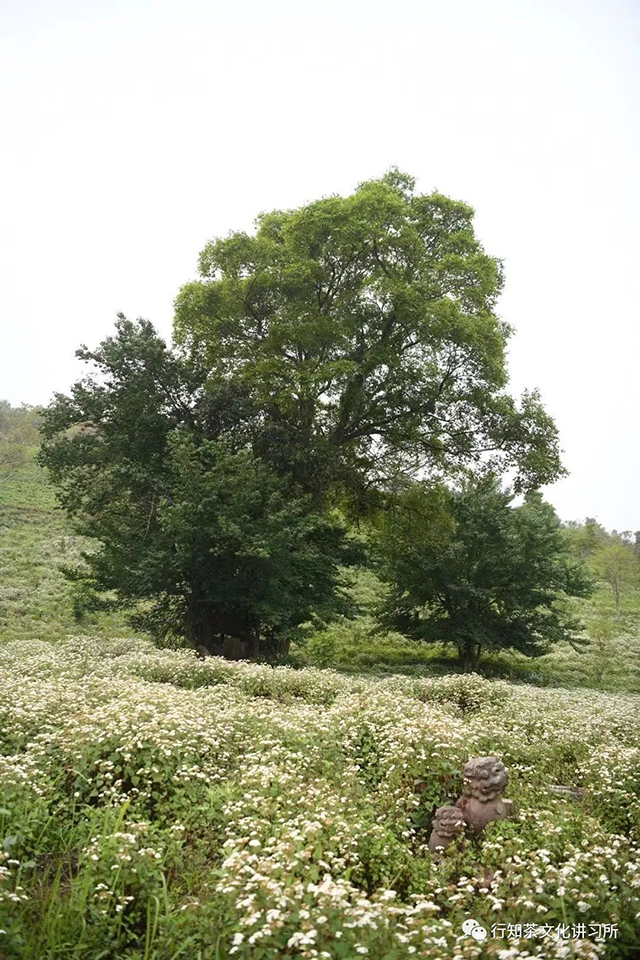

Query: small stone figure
left=428, top=805, right=466, bottom=853
left=455, top=756, right=513, bottom=835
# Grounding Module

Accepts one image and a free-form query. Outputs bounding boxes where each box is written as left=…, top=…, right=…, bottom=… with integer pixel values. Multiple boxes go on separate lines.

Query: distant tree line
left=563, top=519, right=640, bottom=617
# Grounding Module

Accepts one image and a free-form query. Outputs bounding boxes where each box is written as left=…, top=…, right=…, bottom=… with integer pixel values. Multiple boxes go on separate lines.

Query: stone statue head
left=462, top=756, right=508, bottom=801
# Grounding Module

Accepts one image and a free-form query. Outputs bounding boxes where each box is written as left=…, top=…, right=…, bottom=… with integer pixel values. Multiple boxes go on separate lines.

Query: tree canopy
left=174, top=170, right=564, bottom=506
left=39, top=319, right=358, bottom=655
left=376, top=476, right=593, bottom=670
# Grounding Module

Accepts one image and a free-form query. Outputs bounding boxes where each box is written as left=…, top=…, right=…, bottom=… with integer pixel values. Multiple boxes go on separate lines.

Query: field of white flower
left=0, top=636, right=638, bottom=959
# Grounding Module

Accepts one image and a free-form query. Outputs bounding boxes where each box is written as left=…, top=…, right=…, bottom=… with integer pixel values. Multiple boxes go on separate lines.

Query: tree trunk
left=188, top=601, right=261, bottom=660
left=186, top=601, right=296, bottom=662
left=459, top=641, right=482, bottom=673
left=257, top=628, right=291, bottom=660
left=221, top=633, right=260, bottom=660
left=190, top=610, right=224, bottom=657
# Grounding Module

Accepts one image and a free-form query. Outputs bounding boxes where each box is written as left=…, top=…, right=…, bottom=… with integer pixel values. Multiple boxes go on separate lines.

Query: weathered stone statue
left=455, top=756, right=513, bottom=835
left=428, top=805, right=466, bottom=853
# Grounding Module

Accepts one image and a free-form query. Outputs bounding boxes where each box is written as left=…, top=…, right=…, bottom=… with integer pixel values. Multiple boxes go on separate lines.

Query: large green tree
left=41, top=171, right=567, bottom=659
left=39, top=319, right=357, bottom=655
left=377, top=476, right=593, bottom=670
left=174, top=169, right=564, bottom=506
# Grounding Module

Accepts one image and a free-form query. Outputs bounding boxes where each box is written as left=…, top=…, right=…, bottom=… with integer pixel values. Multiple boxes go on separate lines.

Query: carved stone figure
left=455, top=756, right=513, bottom=835
left=428, top=804, right=466, bottom=853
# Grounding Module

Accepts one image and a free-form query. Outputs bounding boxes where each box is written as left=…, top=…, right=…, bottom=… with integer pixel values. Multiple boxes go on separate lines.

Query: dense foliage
left=38, top=322, right=356, bottom=654
left=377, top=477, right=593, bottom=668
left=0, top=638, right=638, bottom=958
left=174, top=170, right=563, bottom=501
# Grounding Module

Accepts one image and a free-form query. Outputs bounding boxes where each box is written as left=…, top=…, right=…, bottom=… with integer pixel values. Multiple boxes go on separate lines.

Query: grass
left=0, top=457, right=133, bottom=644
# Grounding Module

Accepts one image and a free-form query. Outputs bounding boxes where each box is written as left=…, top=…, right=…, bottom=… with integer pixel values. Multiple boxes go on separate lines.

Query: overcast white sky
left=1, top=0, right=638, bottom=529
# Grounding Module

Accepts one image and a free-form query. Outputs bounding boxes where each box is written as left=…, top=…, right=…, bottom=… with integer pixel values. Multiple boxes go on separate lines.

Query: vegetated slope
left=2, top=454, right=640, bottom=694
left=0, top=457, right=130, bottom=643
left=298, top=563, right=640, bottom=693
left=0, top=461, right=436, bottom=663
left=0, top=638, right=638, bottom=958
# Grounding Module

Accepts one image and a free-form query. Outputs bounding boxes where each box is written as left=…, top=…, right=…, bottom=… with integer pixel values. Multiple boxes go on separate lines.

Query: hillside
left=0, top=456, right=132, bottom=644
